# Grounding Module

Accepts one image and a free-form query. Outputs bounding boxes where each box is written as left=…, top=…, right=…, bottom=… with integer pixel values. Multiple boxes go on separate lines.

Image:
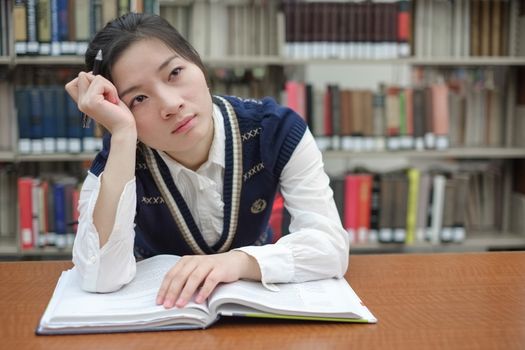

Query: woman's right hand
left=65, top=72, right=136, bottom=137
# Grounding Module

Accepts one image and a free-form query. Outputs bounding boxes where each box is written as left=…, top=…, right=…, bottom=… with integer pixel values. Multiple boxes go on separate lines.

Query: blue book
left=50, top=0, right=60, bottom=55
left=52, top=182, right=66, bottom=249
left=65, top=93, right=82, bottom=153
left=15, top=87, right=32, bottom=154
left=28, top=87, right=44, bottom=154
left=54, top=87, right=68, bottom=152
left=40, top=87, right=57, bottom=153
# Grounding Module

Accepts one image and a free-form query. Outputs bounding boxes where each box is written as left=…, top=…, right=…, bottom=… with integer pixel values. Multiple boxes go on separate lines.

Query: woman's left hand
left=156, top=251, right=261, bottom=308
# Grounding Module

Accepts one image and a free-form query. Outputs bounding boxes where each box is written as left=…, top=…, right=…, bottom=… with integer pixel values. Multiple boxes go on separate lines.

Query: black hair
left=84, top=13, right=207, bottom=82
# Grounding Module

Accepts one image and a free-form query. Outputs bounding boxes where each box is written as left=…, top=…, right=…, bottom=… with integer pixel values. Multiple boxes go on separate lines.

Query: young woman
left=66, top=13, right=349, bottom=309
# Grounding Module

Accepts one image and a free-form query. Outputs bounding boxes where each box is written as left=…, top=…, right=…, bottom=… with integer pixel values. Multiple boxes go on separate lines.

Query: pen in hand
left=81, top=49, right=103, bottom=128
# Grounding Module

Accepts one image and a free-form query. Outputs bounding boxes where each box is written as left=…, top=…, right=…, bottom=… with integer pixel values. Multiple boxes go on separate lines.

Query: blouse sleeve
left=235, top=128, right=349, bottom=285
left=72, top=171, right=137, bottom=292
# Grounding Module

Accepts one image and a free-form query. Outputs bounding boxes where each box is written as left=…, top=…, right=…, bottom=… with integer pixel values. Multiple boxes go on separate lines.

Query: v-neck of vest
left=139, top=96, right=243, bottom=254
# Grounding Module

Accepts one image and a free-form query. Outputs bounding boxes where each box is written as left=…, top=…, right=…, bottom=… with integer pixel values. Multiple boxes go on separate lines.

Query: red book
left=357, top=174, right=372, bottom=243
left=285, top=81, right=306, bottom=121
left=397, top=0, right=411, bottom=56
left=18, top=177, right=34, bottom=250
left=405, top=88, right=414, bottom=136
left=431, top=83, right=449, bottom=136
left=323, top=87, right=333, bottom=136
left=344, top=175, right=361, bottom=243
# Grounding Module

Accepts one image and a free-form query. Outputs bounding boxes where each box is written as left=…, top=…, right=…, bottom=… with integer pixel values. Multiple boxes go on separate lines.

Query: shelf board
left=1, top=234, right=523, bottom=258
left=204, top=55, right=284, bottom=67
left=280, top=56, right=525, bottom=66
left=17, top=153, right=96, bottom=162
left=350, top=234, right=525, bottom=254
left=11, top=55, right=525, bottom=67
left=0, top=56, right=12, bottom=65
left=0, top=237, right=72, bottom=258
left=322, top=148, right=525, bottom=159
left=15, top=55, right=85, bottom=65
left=0, top=151, right=16, bottom=161
left=408, top=56, right=525, bottom=66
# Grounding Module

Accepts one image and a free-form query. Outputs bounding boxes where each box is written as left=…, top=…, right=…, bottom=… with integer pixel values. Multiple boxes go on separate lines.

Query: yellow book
left=406, top=168, right=420, bottom=245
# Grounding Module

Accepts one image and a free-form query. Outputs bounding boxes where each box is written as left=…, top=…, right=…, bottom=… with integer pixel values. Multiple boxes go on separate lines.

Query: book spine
left=18, top=177, right=34, bottom=250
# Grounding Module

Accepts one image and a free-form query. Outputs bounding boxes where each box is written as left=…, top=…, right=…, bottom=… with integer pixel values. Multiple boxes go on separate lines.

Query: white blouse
left=72, top=104, right=350, bottom=292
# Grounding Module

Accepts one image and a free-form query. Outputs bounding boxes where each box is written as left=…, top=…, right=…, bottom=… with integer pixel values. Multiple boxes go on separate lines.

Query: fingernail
left=175, top=298, right=185, bottom=307
left=163, top=298, right=173, bottom=308
left=195, top=294, right=204, bottom=304
left=156, top=296, right=163, bottom=305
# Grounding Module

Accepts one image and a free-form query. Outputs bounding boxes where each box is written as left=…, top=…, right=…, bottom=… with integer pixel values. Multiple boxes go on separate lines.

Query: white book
left=36, top=255, right=377, bottom=335
left=430, top=174, right=446, bottom=245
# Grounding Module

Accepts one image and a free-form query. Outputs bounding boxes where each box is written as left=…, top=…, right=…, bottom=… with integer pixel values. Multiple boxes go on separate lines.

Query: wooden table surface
left=1, top=252, right=524, bottom=350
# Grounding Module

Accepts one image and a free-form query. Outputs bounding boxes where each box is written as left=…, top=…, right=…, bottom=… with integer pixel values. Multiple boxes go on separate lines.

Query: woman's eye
left=170, top=67, right=182, bottom=78
left=130, top=95, right=147, bottom=108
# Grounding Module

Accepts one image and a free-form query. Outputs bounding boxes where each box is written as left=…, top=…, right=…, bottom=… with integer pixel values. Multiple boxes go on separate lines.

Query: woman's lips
left=172, top=115, right=196, bottom=134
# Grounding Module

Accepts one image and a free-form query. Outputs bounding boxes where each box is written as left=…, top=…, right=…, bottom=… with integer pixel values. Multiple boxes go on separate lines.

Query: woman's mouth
left=172, top=115, right=196, bottom=134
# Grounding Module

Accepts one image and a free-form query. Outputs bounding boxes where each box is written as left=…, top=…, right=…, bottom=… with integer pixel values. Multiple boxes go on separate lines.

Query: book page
left=209, top=278, right=376, bottom=322
left=44, top=255, right=210, bottom=326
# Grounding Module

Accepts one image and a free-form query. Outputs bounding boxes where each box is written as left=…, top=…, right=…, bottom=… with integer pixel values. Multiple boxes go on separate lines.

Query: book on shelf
left=414, top=0, right=521, bottom=57
left=12, top=0, right=159, bottom=56
left=0, top=165, right=17, bottom=239
left=281, top=0, right=410, bottom=59
left=14, top=81, right=103, bottom=155
left=299, top=65, right=512, bottom=152
left=328, top=160, right=503, bottom=246
left=17, top=175, right=80, bottom=250
left=36, top=254, right=377, bottom=335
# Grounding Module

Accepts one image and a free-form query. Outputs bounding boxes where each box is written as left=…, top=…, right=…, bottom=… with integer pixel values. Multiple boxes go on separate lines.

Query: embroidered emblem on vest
left=232, top=96, right=263, bottom=105
left=141, top=196, right=165, bottom=205
left=251, top=199, right=267, bottom=214
left=241, top=127, right=262, bottom=142
left=243, top=162, right=265, bottom=182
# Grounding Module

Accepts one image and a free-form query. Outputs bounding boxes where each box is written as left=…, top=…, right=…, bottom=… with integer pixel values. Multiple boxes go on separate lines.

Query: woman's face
left=111, top=38, right=213, bottom=160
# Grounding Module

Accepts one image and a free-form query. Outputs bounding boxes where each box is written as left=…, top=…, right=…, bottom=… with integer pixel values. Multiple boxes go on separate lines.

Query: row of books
left=415, top=0, right=523, bottom=58
left=284, top=66, right=509, bottom=152
left=329, top=162, right=504, bottom=245
left=13, top=0, right=158, bottom=56
left=15, top=84, right=104, bottom=155
left=281, top=0, right=525, bottom=60
left=160, top=0, right=281, bottom=58
left=281, top=0, right=411, bottom=59
left=17, top=175, right=81, bottom=250
left=0, top=163, right=511, bottom=250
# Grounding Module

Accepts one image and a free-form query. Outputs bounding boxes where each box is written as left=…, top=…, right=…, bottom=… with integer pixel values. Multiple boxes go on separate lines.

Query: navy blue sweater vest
left=90, top=95, right=307, bottom=258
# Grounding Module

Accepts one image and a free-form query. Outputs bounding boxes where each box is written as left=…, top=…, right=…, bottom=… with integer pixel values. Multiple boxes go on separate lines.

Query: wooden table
left=1, top=252, right=524, bottom=350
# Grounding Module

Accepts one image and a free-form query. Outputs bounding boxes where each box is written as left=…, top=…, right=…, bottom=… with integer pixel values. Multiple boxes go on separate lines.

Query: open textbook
left=36, top=255, right=377, bottom=335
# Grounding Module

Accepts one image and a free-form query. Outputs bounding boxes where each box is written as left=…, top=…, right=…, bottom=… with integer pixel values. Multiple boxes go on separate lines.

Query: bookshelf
left=323, top=148, right=525, bottom=160
left=0, top=0, right=524, bottom=260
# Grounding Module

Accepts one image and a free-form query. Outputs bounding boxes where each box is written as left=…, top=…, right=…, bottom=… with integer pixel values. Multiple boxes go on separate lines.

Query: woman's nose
left=159, top=90, right=184, bottom=119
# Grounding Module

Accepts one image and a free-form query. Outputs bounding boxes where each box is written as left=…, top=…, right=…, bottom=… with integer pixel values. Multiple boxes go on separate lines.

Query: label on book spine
left=19, top=139, right=31, bottom=154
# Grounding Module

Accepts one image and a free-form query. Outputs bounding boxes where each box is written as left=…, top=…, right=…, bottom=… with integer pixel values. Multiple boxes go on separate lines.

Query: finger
left=156, top=262, right=185, bottom=306
left=76, top=72, right=91, bottom=112
left=64, top=77, right=79, bottom=102
left=195, top=269, right=222, bottom=304
left=176, top=264, right=213, bottom=307
left=159, top=259, right=199, bottom=308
